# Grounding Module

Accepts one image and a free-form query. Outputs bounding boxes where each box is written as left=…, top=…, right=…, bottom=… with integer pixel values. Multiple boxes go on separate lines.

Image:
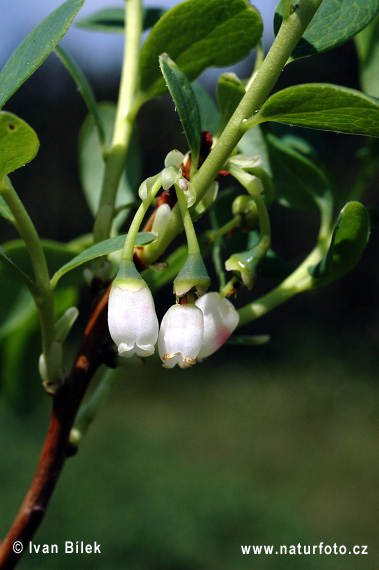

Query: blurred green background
left=1, top=3, right=378, bottom=568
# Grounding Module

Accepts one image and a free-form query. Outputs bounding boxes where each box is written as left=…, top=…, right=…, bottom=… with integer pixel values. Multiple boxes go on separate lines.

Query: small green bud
left=54, top=307, right=79, bottom=343
left=232, top=195, right=259, bottom=230
left=174, top=253, right=211, bottom=297
left=39, top=340, right=64, bottom=394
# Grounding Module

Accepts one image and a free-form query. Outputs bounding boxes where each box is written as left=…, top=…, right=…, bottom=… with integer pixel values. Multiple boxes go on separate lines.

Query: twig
left=0, top=285, right=111, bottom=570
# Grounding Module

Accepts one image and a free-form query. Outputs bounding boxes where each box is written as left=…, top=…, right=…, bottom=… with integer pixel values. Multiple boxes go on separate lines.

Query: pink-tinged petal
left=195, top=292, right=239, bottom=358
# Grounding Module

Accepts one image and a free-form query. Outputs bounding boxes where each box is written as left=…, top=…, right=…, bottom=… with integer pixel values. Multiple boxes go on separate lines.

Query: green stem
left=229, top=164, right=271, bottom=251
left=140, top=0, right=324, bottom=265
left=93, top=0, right=143, bottom=244
left=0, top=177, right=54, bottom=356
left=237, top=196, right=332, bottom=327
left=219, top=277, right=239, bottom=299
left=237, top=248, right=318, bottom=326
left=175, top=183, right=201, bottom=255
left=121, top=175, right=162, bottom=261
left=206, top=215, right=241, bottom=244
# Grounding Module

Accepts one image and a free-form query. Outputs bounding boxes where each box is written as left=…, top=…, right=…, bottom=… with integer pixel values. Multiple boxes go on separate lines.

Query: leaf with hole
left=0, top=113, right=39, bottom=178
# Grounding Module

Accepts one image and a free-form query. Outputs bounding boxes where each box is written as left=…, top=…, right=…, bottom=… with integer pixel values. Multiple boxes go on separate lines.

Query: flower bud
left=151, top=203, right=171, bottom=236
left=39, top=340, right=64, bottom=394
left=164, top=150, right=184, bottom=168
left=195, top=292, right=239, bottom=358
left=162, top=165, right=182, bottom=190
left=108, top=261, right=159, bottom=357
left=54, top=307, right=79, bottom=342
left=158, top=304, right=204, bottom=368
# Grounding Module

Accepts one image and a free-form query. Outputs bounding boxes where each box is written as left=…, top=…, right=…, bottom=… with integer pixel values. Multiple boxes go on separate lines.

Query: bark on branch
left=0, top=285, right=110, bottom=570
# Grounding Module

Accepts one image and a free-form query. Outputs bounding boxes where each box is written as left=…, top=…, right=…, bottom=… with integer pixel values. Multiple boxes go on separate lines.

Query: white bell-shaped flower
left=158, top=304, right=204, bottom=368
left=195, top=292, right=239, bottom=358
left=108, top=281, right=159, bottom=358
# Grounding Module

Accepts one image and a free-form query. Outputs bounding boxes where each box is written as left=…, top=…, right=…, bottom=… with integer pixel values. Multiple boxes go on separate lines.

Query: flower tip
left=164, top=149, right=184, bottom=169
left=161, top=353, right=196, bottom=369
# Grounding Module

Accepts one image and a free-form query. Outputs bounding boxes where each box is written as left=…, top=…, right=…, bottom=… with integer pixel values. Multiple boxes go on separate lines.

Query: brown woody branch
left=0, top=285, right=111, bottom=570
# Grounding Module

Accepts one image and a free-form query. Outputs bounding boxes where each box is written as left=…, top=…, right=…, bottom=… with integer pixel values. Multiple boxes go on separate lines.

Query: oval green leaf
left=50, top=232, right=157, bottom=288
left=0, top=113, right=39, bottom=178
left=356, top=14, right=379, bottom=98
left=192, top=82, right=220, bottom=136
left=78, top=102, right=141, bottom=230
left=217, top=73, right=246, bottom=135
left=266, top=133, right=333, bottom=212
left=310, top=201, right=370, bottom=286
left=274, top=0, right=379, bottom=60
left=255, top=84, right=379, bottom=137
left=139, top=0, right=263, bottom=99
left=159, top=54, right=201, bottom=163
left=75, top=7, right=166, bottom=33
left=0, top=0, right=85, bottom=109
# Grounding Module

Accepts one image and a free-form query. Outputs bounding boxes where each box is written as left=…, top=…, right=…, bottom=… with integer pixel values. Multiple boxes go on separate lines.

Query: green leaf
left=227, top=334, right=270, bottom=346
left=274, top=0, right=379, bottom=60
left=78, top=102, right=141, bottom=230
left=54, top=45, right=105, bottom=146
left=217, top=73, right=246, bottom=134
left=266, top=133, right=333, bottom=212
left=0, top=246, right=39, bottom=298
left=192, top=82, right=220, bottom=136
left=139, top=0, right=263, bottom=99
left=238, top=125, right=271, bottom=175
left=75, top=7, right=165, bottom=33
left=0, top=287, right=78, bottom=414
left=0, top=113, right=39, bottom=178
left=310, top=202, right=370, bottom=286
left=0, top=288, right=35, bottom=342
left=0, top=195, right=15, bottom=224
left=356, top=15, right=379, bottom=98
left=0, top=0, right=85, bottom=109
left=159, top=54, right=201, bottom=163
left=50, top=232, right=157, bottom=288
left=255, top=84, right=379, bottom=137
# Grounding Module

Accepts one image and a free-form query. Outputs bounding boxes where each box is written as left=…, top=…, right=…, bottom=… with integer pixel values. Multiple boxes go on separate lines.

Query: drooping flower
left=158, top=303, right=204, bottom=368
left=108, top=262, right=159, bottom=358
left=195, top=292, right=239, bottom=359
